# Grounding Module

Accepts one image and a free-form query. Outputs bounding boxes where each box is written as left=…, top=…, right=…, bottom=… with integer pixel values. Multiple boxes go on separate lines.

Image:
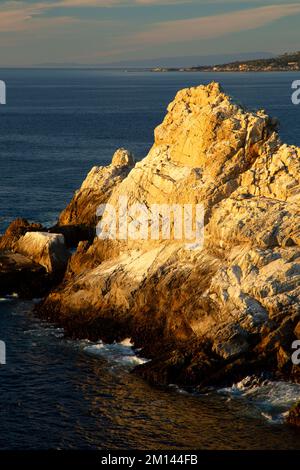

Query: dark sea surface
left=0, top=70, right=299, bottom=449
left=0, top=69, right=300, bottom=233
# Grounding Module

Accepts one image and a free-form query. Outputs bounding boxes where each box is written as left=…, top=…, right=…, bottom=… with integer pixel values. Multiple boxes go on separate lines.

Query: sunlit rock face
left=55, top=148, right=135, bottom=246
left=16, top=232, right=69, bottom=275
left=37, top=83, right=300, bottom=387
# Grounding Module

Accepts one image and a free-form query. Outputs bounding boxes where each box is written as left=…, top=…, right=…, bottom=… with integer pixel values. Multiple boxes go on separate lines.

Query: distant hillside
left=100, top=52, right=274, bottom=68
left=152, top=51, right=300, bottom=73
left=36, top=52, right=273, bottom=69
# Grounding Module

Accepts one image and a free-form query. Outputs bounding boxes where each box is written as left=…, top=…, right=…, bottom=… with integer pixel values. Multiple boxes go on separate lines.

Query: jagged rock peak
left=154, top=82, right=279, bottom=169
left=111, top=148, right=135, bottom=168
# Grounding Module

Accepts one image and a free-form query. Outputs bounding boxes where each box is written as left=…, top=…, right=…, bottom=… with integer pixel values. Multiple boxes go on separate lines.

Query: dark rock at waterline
left=287, top=401, right=300, bottom=428
left=133, top=338, right=285, bottom=389
left=0, top=225, right=70, bottom=298
left=0, top=251, right=49, bottom=298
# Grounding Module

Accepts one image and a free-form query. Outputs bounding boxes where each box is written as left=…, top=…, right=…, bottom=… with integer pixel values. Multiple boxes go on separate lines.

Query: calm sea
left=0, top=70, right=299, bottom=449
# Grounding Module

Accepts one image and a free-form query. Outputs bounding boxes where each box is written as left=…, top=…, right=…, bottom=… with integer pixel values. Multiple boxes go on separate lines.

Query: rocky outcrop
left=55, top=148, right=135, bottom=246
left=111, top=148, right=135, bottom=168
left=35, top=83, right=300, bottom=387
left=0, top=221, right=70, bottom=298
left=0, top=218, right=44, bottom=252
left=16, top=232, right=69, bottom=275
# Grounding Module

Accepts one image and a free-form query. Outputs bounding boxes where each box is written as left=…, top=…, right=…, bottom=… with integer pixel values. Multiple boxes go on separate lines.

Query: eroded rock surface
left=36, top=83, right=300, bottom=387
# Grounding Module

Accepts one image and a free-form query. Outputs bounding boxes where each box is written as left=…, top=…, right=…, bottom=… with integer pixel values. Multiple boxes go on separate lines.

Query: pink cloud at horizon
left=131, top=3, right=300, bottom=45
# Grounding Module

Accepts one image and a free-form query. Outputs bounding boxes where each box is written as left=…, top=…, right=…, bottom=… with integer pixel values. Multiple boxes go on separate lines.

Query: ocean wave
left=21, top=316, right=148, bottom=368
left=0, top=293, right=19, bottom=302
left=218, top=375, right=300, bottom=423
left=82, top=338, right=149, bottom=368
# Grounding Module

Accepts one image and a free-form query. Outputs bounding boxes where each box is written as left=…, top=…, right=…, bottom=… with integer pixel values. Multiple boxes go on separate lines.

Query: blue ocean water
left=0, top=298, right=299, bottom=450
left=0, top=70, right=299, bottom=233
left=0, top=70, right=299, bottom=449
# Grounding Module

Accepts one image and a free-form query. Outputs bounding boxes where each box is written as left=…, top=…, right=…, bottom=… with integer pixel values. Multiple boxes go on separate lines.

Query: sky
left=0, top=0, right=299, bottom=66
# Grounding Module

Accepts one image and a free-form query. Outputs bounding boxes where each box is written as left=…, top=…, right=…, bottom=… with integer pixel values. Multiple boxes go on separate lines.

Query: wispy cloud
left=54, top=0, right=121, bottom=6
left=2, top=1, right=295, bottom=35
left=56, top=0, right=194, bottom=5
left=1, top=0, right=299, bottom=65
left=0, top=2, right=80, bottom=32
left=55, top=0, right=195, bottom=6
left=1, top=0, right=193, bottom=10
left=130, top=3, right=300, bottom=45
left=0, top=0, right=194, bottom=33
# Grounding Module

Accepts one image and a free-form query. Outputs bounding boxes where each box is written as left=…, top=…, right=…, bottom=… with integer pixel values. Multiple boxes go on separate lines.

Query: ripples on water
left=0, top=70, right=300, bottom=234
left=0, top=71, right=300, bottom=449
left=0, top=299, right=299, bottom=450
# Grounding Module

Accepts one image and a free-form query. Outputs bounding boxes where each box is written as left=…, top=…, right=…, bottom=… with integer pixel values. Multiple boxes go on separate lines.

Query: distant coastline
left=2, top=51, right=300, bottom=73
left=150, top=51, right=300, bottom=73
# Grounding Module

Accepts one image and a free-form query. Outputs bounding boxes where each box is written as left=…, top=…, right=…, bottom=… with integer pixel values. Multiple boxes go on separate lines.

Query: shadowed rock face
left=34, top=82, right=299, bottom=387
left=0, top=251, right=48, bottom=298
left=287, top=401, right=300, bottom=428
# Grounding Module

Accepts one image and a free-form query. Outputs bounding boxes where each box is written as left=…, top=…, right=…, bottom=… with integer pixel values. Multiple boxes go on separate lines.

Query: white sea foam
left=168, top=384, right=190, bottom=395
left=0, top=293, right=19, bottom=302
left=20, top=320, right=147, bottom=368
left=82, top=339, right=148, bottom=367
left=219, top=375, right=300, bottom=423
